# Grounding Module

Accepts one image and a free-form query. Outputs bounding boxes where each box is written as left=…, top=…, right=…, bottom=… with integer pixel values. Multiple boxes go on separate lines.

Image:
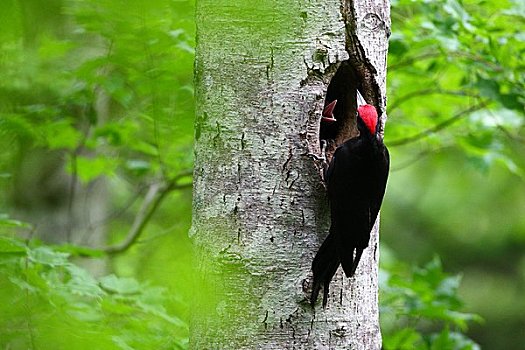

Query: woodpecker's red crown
left=358, top=105, right=378, bottom=135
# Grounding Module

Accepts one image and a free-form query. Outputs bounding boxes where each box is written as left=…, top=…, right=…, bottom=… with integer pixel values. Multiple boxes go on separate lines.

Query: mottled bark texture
left=190, top=0, right=390, bottom=349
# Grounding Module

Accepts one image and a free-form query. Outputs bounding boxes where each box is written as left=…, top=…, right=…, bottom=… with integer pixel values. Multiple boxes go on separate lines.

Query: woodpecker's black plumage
left=311, top=96, right=389, bottom=308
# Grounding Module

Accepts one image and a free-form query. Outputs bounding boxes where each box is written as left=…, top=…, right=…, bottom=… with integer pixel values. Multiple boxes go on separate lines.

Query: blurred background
left=0, top=0, right=523, bottom=349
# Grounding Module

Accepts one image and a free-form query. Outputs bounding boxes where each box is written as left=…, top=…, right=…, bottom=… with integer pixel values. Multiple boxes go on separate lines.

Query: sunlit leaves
left=381, top=256, right=482, bottom=349
left=0, top=236, right=187, bottom=349
left=28, top=246, right=70, bottom=266
left=43, top=119, right=83, bottom=150
left=0, top=236, right=25, bottom=257
left=73, top=156, right=117, bottom=182
left=430, top=329, right=481, bottom=350
left=101, top=274, right=140, bottom=294
left=0, top=114, right=38, bottom=144
left=388, top=0, right=525, bottom=175
left=0, top=214, right=32, bottom=230
left=0, top=0, right=195, bottom=348
left=469, top=109, right=523, bottom=130
left=0, top=0, right=195, bottom=186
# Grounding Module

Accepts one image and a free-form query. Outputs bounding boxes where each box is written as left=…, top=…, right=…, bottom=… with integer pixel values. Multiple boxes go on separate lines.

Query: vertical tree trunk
left=191, top=0, right=390, bottom=348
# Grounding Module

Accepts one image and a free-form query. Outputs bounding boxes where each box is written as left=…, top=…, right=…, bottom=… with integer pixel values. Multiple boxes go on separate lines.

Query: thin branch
left=66, top=151, right=78, bottom=243
left=497, top=125, right=525, bottom=144
left=389, top=51, right=503, bottom=72
left=388, top=88, right=479, bottom=113
left=85, top=184, right=147, bottom=231
left=388, top=102, right=490, bottom=147
left=167, top=169, right=194, bottom=190
left=390, top=146, right=454, bottom=172
left=104, top=181, right=168, bottom=255
left=101, top=169, right=193, bottom=255
left=66, top=124, right=91, bottom=243
left=388, top=52, right=440, bottom=70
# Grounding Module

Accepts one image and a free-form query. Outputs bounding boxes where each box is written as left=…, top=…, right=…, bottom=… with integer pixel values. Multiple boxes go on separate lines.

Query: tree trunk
left=190, top=0, right=390, bottom=348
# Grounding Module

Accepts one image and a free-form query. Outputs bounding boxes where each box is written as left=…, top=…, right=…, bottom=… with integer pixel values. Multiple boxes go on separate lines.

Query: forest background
left=0, top=0, right=523, bottom=349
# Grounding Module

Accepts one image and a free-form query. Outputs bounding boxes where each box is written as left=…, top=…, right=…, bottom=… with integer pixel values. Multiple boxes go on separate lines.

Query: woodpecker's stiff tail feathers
left=311, top=232, right=339, bottom=308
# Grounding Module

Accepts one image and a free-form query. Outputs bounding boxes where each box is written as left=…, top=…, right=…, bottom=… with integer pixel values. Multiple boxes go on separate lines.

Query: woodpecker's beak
left=322, top=100, right=337, bottom=122
left=356, top=90, right=367, bottom=107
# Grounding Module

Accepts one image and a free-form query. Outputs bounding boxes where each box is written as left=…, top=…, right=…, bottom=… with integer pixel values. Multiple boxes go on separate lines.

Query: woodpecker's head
left=356, top=91, right=378, bottom=135
left=322, top=100, right=337, bottom=123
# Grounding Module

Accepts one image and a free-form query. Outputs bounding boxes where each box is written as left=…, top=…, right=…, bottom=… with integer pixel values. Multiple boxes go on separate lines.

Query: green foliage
left=386, top=1, right=525, bottom=349
left=0, top=0, right=523, bottom=349
left=0, top=0, right=195, bottom=348
left=380, top=253, right=482, bottom=350
left=388, top=0, right=525, bottom=176
left=0, top=0, right=195, bottom=183
left=0, top=235, right=187, bottom=349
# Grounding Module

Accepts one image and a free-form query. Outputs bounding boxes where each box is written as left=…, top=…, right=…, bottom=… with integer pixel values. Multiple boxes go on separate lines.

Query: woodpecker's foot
left=305, top=140, right=329, bottom=185
left=306, top=152, right=326, bottom=162
left=306, top=152, right=328, bottom=175
left=308, top=139, right=328, bottom=158
left=319, top=139, right=329, bottom=172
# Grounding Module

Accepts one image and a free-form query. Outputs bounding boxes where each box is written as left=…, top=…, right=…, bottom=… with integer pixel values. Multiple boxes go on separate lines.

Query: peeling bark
left=190, top=0, right=390, bottom=349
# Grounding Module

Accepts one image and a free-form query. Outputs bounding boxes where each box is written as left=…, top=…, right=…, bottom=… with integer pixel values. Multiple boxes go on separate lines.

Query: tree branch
left=100, top=169, right=192, bottom=255
left=389, top=51, right=503, bottom=72
left=388, top=88, right=479, bottom=113
left=388, top=52, right=440, bottom=70
left=388, top=102, right=490, bottom=147
left=497, top=125, right=525, bottom=144
left=104, top=181, right=167, bottom=255
left=390, top=145, right=454, bottom=172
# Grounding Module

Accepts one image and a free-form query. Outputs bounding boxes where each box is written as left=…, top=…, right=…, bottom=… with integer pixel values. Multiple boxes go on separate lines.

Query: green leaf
left=469, top=109, right=523, bottom=129
left=38, top=36, right=75, bottom=60
left=28, top=246, right=70, bottom=267
left=112, top=336, right=135, bottom=350
left=389, top=35, right=409, bottom=57
left=43, top=119, right=83, bottom=150
left=8, top=276, right=39, bottom=293
left=130, top=141, right=159, bottom=157
left=94, top=123, right=125, bottom=146
left=500, top=93, right=523, bottom=110
left=100, top=274, right=140, bottom=295
left=54, top=243, right=105, bottom=257
left=125, top=159, right=151, bottom=175
left=430, top=328, right=481, bottom=350
left=0, top=235, right=26, bottom=253
left=68, top=301, right=104, bottom=322
left=73, top=156, right=117, bottom=182
left=65, top=264, right=104, bottom=298
left=0, top=114, right=38, bottom=142
left=475, top=76, right=500, bottom=100
left=0, top=217, right=32, bottom=228
left=101, top=298, right=137, bottom=315
left=383, top=327, right=423, bottom=350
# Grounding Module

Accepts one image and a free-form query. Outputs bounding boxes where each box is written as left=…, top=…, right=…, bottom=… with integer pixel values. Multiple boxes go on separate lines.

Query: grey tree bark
left=191, top=0, right=390, bottom=349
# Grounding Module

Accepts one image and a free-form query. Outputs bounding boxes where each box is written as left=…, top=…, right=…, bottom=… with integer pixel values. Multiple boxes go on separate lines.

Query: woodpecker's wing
left=324, top=137, right=359, bottom=188
left=326, top=138, right=372, bottom=277
left=368, top=145, right=390, bottom=232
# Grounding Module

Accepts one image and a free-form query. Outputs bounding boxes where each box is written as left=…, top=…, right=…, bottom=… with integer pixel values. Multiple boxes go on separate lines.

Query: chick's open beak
left=322, top=100, right=337, bottom=122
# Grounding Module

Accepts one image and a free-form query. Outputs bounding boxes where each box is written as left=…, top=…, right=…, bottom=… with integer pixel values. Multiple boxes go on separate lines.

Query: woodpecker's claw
left=319, top=139, right=329, bottom=177
left=320, top=139, right=327, bottom=159
left=306, top=152, right=326, bottom=162
left=307, top=140, right=329, bottom=176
